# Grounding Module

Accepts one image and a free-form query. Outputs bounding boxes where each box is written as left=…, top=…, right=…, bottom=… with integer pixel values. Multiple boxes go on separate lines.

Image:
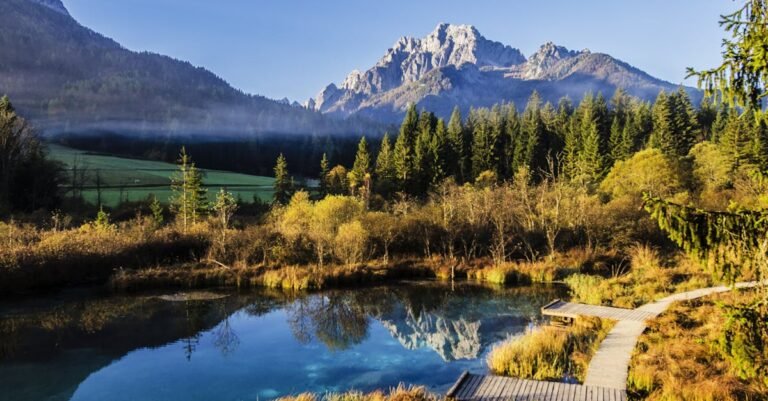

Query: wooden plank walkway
left=541, top=300, right=656, bottom=322
left=448, top=282, right=762, bottom=399
left=446, top=372, right=627, bottom=401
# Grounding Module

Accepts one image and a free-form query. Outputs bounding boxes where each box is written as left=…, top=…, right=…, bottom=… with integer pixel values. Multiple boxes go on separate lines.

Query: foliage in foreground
left=629, top=290, right=768, bottom=401
left=487, top=316, right=614, bottom=382
left=276, top=385, right=436, bottom=401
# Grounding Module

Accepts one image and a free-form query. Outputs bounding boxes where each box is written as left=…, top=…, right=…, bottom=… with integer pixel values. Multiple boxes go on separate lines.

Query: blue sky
left=63, top=0, right=733, bottom=102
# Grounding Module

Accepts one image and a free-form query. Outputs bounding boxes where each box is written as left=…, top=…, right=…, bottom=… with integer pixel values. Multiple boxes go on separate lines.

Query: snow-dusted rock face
left=28, top=0, right=69, bottom=16
left=309, top=23, right=690, bottom=122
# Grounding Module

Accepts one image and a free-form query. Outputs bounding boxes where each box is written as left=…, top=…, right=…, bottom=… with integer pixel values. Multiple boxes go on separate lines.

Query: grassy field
left=47, top=144, right=274, bottom=206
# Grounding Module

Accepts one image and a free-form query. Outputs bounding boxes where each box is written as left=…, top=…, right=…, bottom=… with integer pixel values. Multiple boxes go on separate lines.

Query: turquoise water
left=0, top=282, right=564, bottom=401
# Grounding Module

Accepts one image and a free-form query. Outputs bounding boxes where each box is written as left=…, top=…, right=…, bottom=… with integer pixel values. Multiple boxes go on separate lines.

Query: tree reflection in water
left=287, top=292, right=369, bottom=350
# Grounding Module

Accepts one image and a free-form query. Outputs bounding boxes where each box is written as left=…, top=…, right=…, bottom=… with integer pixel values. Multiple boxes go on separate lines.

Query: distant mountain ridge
left=309, top=23, right=698, bottom=122
left=0, top=0, right=372, bottom=137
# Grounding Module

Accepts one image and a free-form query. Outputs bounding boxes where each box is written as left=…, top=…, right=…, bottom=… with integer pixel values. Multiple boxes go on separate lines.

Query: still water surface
left=0, top=281, right=565, bottom=401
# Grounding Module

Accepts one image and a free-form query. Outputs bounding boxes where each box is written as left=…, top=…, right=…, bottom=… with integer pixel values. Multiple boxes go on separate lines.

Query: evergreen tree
left=503, top=104, right=521, bottom=178
left=150, top=194, right=164, bottom=228
left=698, top=98, right=718, bottom=140
left=649, top=91, right=677, bottom=157
left=720, top=112, right=755, bottom=168
left=319, top=152, right=330, bottom=197
left=513, top=91, right=544, bottom=175
left=751, top=116, right=768, bottom=170
left=170, top=147, right=207, bottom=231
left=670, top=88, right=700, bottom=156
left=374, top=133, right=396, bottom=188
left=393, top=104, right=419, bottom=189
left=430, top=118, right=450, bottom=185
left=446, top=106, right=466, bottom=181
left=413, top=111, right=437, bottom=191
left=471, top=109, right=495, bottom=178
left=711, top=103, right=731, bottom=142
left=273, top=153, right=292, bottom=205
left=349, top=136, right=371, bottom=188
left=608, top=115, right=627, bottom=164
left=594, top=92, right=611, bottom=155
left=579, top=118, right=604, bottom=186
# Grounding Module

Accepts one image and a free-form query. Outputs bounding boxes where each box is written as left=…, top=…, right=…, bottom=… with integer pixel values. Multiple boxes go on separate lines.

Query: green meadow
left=47, top=144, right=274, bottom=206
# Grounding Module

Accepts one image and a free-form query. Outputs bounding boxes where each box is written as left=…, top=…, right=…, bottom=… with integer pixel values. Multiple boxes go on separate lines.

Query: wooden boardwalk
left=447, top=282, right=761, bottom=399
left=541, top=300, right=656, bottom=322
left=446, top=372, right=627, bottom=401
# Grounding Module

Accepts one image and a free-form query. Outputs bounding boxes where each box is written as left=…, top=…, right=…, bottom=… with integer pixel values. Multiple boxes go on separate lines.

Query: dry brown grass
left=628, top=291, right=768, bottom=401
left=487, top=316, right=615, bottom=382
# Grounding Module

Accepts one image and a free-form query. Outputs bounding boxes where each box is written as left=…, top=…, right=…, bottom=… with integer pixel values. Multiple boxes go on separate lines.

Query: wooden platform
left=446, top=372, right=627, bottom=401
left=541, top=300, right=656, bottom=322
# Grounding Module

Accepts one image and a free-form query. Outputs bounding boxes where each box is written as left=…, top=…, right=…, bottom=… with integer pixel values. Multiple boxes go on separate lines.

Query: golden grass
left=628, top=291, right=768, bottom=401
left=487, top=316, right=615, bottom=382
left=276, top=385, right=435, bottom=401
left=468, top=260, right=566, bottom=285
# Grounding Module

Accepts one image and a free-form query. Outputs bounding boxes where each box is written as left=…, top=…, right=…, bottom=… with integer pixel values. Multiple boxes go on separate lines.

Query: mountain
left=309, top=23, right=698, bottom=122
left=0, top=0, right=371, bottom=137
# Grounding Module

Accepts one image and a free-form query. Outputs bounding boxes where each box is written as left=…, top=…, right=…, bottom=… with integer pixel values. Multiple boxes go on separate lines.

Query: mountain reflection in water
left=0, top=282, right=565, bottom=401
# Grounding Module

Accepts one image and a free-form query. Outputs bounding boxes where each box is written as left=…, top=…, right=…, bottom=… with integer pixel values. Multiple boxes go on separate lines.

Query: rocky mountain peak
left=317, top=23, right=525, bottom=110
left=309, top=24, right=686, bottom=120
left=530, top=42, right=578, bottom=62
left=519, top=42, right=582, bottom=80
left=28, top=0, right=69, bottom=16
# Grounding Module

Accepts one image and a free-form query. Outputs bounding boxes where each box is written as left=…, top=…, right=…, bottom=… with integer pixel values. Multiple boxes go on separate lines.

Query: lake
left=0, top=281, right=566, bottom=401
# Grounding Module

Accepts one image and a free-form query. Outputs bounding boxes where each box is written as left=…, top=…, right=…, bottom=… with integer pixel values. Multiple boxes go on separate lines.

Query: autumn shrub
left=487, top=316, right=614, bottom=382
left=564, top=274, right=607, bottom=305
left=468, top=263, right=531, bottom=285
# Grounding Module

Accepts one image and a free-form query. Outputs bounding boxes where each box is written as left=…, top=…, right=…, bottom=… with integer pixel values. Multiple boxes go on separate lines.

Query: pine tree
left=512, top=91, right=544, bottom=175
left=430, top=118, right=450, bottom=184
left=273, top=153, right=292, bottom=205
left=649, top=91, right=677, bottom=157
left=698, top=98, right=718, bottom=140
left=188, top=163, right=208, bottom=225
left=720, top=112, right=754, bottom=168
left=579, top=118, right=604, bottom=186
left=413, top=111, right=437, bottom=192
left=446, top=107, right=466, bottom=181
left=150, top=194, right=164, bottom=228
left=471, top=109, right=495, bottom=178
left=711, top=103, right=731, bottom=143
left=170, top=147, right=208, bottom=230
left=670, top=88, right=700, bottom=156
left=751, top=116, right=768, bottom=170
left=503, top=104, right=521, bottom=178
left=319, top=152, right=330, bottom=197
left=350, top=136, right=371, bottom=188
left=608, top=115, right=626, bottom=164
left=393, top=104, right=419, bottom=189
left=376, top=133, right=397, bottom=190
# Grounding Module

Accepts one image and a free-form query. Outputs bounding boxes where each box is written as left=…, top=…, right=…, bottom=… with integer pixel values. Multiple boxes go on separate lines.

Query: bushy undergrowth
left=564, top=245, right=714, bottom=308
left=487, top=316, right=614, bottom=382
left=629, top=290, right=768, bottom=401
left=0, top=219, right=209, bottom=293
